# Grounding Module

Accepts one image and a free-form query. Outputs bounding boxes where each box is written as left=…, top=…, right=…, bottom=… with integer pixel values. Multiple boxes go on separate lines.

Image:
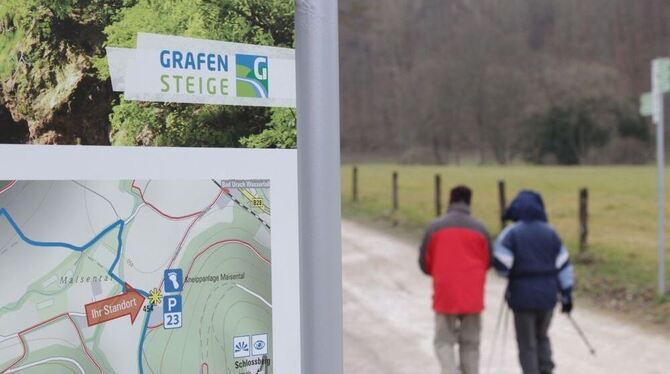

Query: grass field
left=341, top=164, right=670, bottom=324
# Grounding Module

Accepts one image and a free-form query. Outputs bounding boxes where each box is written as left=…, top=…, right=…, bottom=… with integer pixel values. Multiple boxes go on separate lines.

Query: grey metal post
left=653, top=59, right=666, bottom=296
left=296, top=0, right=343, bottom=373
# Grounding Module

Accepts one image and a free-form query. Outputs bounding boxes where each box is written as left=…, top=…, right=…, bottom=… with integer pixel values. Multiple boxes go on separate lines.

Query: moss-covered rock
left=0, top=91, right=28, bottom=143
left=0, top=3, right=116, bottom=144
left=0, top=0, right=296, bottom=147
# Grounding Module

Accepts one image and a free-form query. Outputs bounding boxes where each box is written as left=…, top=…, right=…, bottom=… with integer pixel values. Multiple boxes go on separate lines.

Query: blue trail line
left=1, top=208, right=121, bottom=252
left=0, top=207, right=152, bottom=373
left=0, top=208, right=147, bottom=296
left=138, top=308, right=152, bottom=374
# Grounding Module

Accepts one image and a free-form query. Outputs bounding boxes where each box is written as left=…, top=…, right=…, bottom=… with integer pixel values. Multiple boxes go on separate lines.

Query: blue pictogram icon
left=164, top=268, right=183, bottom=293
left=251, top=333, right=268, bottom=356
left=233, top=336, right=251, bottom=358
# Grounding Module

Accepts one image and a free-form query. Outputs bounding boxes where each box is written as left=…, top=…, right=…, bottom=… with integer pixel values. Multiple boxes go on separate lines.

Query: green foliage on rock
left=105, top=0, right=294, bottom=48
left=103, top=0, right=296, bottom=147
left=110, top=96, right=270, bottom=147
left=0, top=0, right=297, bottom=147
left=240, top=108, right=297, bottom=148
left=0, top=0, right=132, bottom=144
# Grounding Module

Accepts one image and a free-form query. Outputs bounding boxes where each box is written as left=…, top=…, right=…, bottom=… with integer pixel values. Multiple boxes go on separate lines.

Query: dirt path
left=342, top=220, right=670, bottom=374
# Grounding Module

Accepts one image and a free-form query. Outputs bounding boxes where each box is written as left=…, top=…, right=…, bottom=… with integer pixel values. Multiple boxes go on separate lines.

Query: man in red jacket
left=419, top=185, right=492, bottom=374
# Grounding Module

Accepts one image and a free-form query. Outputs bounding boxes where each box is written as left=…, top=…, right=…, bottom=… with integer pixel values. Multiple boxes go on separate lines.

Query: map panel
left=0, top=180, right=272, bottom=374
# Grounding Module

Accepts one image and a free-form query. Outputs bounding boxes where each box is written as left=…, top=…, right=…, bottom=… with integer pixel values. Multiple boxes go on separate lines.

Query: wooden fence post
left=392, top=171, right=399, bottom=212
left=435, top=174, right=442, bottom=217
left=352, top=166, right=358, bottom=202
left=498, top=179, right=507, bottom=230
left=579, top=188, right=589, bottom=253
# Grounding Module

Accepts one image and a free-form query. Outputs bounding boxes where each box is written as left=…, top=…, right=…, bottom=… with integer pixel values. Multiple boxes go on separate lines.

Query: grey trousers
left=513, top=310, right=555, bottom=374
left=434, top=313, right=481, bottom=374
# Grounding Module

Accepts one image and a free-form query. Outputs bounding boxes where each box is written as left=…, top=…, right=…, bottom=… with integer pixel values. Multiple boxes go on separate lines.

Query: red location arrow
left=85, top=283, right=145, bottom=327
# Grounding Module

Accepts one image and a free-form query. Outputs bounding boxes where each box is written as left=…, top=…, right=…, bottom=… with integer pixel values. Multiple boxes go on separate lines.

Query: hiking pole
left=499, top=303, right=510, bottom=365
left=566, top=314, right=596, bottom=356
left=486, top=294, right=507, bottom=374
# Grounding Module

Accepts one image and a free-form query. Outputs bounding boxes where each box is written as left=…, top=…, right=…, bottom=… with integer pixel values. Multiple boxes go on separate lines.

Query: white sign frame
left=0, top=144, right=302, bottom=373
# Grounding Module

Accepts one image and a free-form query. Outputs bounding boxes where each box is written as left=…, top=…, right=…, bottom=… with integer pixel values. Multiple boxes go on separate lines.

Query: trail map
left=0, top=180, right=272, bottom=374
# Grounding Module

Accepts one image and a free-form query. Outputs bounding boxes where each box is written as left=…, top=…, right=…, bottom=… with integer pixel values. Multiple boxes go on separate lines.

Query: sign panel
left=0, top=178, right=277, bottom=372
left=0, top=147, right=300, bottom=374
left=653, top=58, right=670, bottom=94
left=640, top=92, right=653, bottom=117
left=0, top=2, right=301, bottom=374
left=108, top=33, right=296, bottom=107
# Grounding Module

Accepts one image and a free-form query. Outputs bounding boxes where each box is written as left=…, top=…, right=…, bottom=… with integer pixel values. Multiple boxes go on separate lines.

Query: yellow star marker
left=148, top=288, right=163, bottom=305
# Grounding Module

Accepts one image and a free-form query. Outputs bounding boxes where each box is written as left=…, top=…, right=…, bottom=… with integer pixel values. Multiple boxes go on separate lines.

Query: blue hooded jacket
left=494, top=191, right=574, bottom=311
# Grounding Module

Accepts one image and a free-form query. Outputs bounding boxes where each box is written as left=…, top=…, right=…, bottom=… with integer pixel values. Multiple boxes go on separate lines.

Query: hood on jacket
left=502, top=190, right=547, bottom=222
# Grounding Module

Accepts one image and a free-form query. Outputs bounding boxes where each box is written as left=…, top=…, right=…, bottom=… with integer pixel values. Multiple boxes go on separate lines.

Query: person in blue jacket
left=493, top=190, right=574, bottom=374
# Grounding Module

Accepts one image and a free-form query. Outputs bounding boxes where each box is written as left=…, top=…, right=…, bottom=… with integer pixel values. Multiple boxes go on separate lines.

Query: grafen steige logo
left=236, top=54, right=269, bottom=98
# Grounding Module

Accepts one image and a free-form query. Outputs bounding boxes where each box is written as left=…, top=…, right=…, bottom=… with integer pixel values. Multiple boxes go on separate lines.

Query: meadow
left=341, top=164, right=670, bottom=324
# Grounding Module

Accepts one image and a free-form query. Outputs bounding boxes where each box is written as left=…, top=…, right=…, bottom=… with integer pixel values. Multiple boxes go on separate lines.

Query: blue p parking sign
left=163, top=295, right=182, bottom=329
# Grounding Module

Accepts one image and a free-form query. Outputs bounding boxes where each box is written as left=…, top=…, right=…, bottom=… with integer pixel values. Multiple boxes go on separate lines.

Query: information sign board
left=0, top=2, right=304, bottom=373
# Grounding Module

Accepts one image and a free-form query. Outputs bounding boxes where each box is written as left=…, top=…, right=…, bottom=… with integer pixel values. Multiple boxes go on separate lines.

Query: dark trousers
left=513, top=309, right=555, bottom=374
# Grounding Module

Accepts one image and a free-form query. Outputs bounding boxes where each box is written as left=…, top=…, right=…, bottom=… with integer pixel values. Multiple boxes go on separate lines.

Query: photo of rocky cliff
left=0, top=0, right=295, bottom=148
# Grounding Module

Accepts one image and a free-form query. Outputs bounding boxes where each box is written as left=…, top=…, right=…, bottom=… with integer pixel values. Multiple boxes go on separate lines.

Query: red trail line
left=154, top=188, right=224, bottom=293
left=1, top=313, right=103, bottom=374
left=0, top=180, right=17, bottom=195
left=66, top=314, right=104, bottom=373
left=131, top=180, right=221, bottom=221
left=185, top=239, right=271, bottom=271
